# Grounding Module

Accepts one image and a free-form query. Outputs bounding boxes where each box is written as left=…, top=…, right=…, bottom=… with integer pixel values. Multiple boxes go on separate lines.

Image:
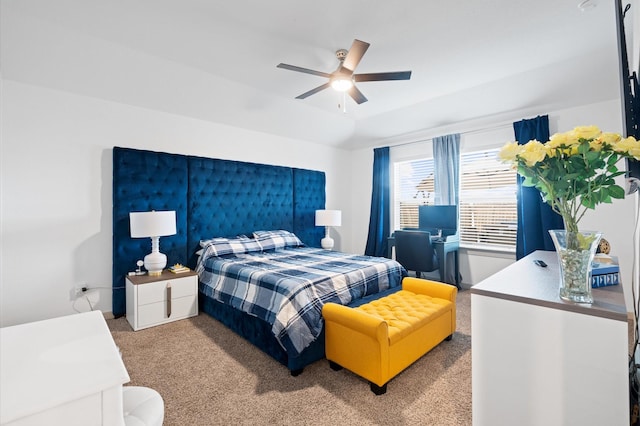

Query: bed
left=112, top=147, right=406, bottom=374
left=196, top=232, right=406, bottom=372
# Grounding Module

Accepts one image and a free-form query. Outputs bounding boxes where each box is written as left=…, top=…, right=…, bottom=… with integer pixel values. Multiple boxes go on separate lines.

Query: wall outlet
left=73, top=285, right=88, bottom=298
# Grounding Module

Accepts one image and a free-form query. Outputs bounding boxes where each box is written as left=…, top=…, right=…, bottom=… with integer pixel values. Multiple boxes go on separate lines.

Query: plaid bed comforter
left=197, top=247, right=406, bottom=357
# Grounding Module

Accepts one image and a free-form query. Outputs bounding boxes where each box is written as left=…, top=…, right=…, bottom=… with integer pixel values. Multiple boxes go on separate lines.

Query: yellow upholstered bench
left=322, top=277, right=457, bottom=394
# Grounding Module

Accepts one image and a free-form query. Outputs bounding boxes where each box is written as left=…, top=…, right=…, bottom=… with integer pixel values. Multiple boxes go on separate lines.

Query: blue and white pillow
left=199, top=236, right=262, bottom=257
left=253, top=230, right=303, bottom=251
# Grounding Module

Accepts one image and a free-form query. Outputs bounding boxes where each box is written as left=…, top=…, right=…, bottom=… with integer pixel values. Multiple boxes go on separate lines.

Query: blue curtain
left=365, top=147, right=390, bottom=257
left=513, top=115, right=563, bottom=259
left=433, top=134, right=460, bottom=205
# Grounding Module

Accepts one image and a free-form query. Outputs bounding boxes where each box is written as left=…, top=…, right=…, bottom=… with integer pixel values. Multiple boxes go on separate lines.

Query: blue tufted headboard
left=112, top=147, right=325, bottom=317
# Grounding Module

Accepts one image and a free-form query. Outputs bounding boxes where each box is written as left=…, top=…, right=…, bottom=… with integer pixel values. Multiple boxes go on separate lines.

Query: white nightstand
left=126, top=270, right=198, bottom=331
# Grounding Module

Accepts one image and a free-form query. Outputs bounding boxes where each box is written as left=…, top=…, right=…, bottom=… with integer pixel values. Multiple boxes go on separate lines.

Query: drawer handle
left=166, top=283, right=172, bottom=318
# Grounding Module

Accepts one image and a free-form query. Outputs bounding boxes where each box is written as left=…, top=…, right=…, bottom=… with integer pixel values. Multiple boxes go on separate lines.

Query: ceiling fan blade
left=354, top=71, right=412, bottom=82
left=295, top=82, right=331, bottom=99
left=347, top=85, right=368, bottom=104
left=277, top=63, right=331, bottom=78
left=342, top=39, right=370, bottom=72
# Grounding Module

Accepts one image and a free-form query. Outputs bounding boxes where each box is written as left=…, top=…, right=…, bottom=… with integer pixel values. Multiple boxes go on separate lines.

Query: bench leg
left=445, top=333, right=453, bottom=341
left=290, top=368, right=303, bottom=377
left=328, top=360, right=343, bottom=371
left=370, top=382, right=387, bottom=395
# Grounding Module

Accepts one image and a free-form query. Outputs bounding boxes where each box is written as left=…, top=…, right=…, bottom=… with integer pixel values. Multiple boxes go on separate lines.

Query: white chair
left=122, top=386, right=164, bottom=426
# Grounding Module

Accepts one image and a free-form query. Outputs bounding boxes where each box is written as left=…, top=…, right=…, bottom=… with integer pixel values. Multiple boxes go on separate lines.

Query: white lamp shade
left=130, top=211, right=177, bottom=238
left=315, top=210, right=342, bottom=227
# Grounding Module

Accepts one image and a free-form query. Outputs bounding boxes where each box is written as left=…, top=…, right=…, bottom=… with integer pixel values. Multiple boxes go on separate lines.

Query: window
left=394, top=158, right=435, bottom=229
left=459, top=149, right=517, bottom=250
left=393, top=148, right=517, bottom=251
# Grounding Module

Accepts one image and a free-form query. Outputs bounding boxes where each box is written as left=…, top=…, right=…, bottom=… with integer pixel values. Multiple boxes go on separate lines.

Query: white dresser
left=0, top=310, right=130, bottom=426
left=471, top=250, right=629, bottom=426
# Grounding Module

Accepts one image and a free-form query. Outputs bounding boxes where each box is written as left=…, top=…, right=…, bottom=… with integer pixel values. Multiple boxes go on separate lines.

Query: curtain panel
left=432, top=133, right=460, bottom=284
left=513, top=115, right=563, bottom=259
left=433, top=133, right=460, bottom=205
left=365, top=147, right=390, bottom=257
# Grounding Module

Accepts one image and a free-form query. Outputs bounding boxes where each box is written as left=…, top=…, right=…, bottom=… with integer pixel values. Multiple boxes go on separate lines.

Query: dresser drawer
left=137, top=275, right=196, bottom=305
left=136, top=296, right=197, bottom=329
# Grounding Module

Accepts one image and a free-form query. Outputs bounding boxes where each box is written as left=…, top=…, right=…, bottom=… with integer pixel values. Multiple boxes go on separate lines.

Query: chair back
left=394, top=230, right=438, bottom=276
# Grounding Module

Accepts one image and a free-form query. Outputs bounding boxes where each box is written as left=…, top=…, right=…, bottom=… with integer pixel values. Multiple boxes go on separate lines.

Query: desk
left=387, top=233, right=460, bottom=288
left=471, top=250, right=628, bottom=425
left=0, top=311, right=130, bottom=425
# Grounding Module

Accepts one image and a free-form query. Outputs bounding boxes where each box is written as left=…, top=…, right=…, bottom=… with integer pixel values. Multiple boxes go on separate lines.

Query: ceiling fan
left=277, top=39, right=412, bottom=105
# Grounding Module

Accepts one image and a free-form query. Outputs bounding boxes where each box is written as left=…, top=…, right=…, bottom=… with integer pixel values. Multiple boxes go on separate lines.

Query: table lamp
left=315, top=209, right=342, bottom=250
left=129, top=210, right=177, bottom=276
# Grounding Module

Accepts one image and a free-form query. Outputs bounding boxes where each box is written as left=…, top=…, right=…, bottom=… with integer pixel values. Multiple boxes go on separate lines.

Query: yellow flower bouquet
left=499, top=125, right=640, bottom=233
left=499, top=125, right=639, bottom=303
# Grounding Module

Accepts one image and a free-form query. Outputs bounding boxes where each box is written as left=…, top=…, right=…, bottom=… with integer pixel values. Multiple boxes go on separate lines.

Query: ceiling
left=2, top=0, right=627, bottom=149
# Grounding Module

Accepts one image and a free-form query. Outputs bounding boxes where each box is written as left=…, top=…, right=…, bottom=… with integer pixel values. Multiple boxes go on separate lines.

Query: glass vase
left=548, top=230, right=602, bottom=304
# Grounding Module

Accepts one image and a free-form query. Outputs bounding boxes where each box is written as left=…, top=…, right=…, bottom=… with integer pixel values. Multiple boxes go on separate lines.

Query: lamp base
left=144, top=251, right=167, bottom=276
left=321, top=237, right=334, bottom=250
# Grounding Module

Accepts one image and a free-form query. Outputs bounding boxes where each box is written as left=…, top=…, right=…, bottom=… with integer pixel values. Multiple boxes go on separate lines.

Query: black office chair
left=394, top=230, right=439, bottom=279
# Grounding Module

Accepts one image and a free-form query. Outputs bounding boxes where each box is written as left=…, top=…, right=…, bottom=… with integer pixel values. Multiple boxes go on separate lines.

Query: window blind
left=393, top=148, right=517, bottom=251
left=459, top=149, right=517, bottom=249
left=394, top=159, right=435, bottom=229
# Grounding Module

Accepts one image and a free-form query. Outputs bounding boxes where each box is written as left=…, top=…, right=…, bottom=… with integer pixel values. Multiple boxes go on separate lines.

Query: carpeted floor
left=108, top=289, right=472, bottom=426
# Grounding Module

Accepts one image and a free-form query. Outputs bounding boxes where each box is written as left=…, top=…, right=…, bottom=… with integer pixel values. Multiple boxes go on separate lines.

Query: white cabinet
left=0, top=311, right=130, bottom=425
left=471, top=250, right=629, bottom=426
left=126, top=270, right=198, bottom=331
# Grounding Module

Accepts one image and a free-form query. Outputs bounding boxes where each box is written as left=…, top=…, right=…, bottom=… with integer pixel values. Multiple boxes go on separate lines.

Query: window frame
left=391, top=144, right=517, bottom=253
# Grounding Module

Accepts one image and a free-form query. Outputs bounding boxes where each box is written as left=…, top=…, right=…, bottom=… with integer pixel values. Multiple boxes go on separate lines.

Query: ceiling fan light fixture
left=277, top=39, right=411, bottom=104
left=330, top=77, right=353, bottom=92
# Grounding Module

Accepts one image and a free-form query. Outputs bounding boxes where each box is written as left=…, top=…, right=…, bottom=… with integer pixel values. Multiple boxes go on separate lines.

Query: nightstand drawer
left=136, top=296, right=197, bottom=329
left=137, top=276, right=196, bottom=305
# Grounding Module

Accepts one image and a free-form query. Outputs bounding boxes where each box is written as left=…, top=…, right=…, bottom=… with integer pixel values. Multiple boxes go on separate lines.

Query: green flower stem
left=535, top=174, right=580, bottom=233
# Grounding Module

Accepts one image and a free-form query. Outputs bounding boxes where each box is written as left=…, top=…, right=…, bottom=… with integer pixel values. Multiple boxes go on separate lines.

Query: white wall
left=0, top=5, right=358, bottom=327
left=0, top=80, right=352, bottom=326
left=349, top=99, right=638, bottom=311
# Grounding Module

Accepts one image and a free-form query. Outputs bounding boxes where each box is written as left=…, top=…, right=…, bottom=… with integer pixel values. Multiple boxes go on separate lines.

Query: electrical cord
left=85, top=295, right=94, bottom=311
left=631, top=214, right=638, bottom=364
left=71, top=285, right=126, bottom=313
left=85, top=285, right=126, bottom=290
left=628, top=184, right=640, bottom=424
left=630, top=181, right=640, bottom=364
left=72, top=296, right=93, bottom=313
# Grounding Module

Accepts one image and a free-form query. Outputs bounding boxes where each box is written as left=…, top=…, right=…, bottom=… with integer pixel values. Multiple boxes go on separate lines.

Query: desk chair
left=394, top=230, right=439, bottom=279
